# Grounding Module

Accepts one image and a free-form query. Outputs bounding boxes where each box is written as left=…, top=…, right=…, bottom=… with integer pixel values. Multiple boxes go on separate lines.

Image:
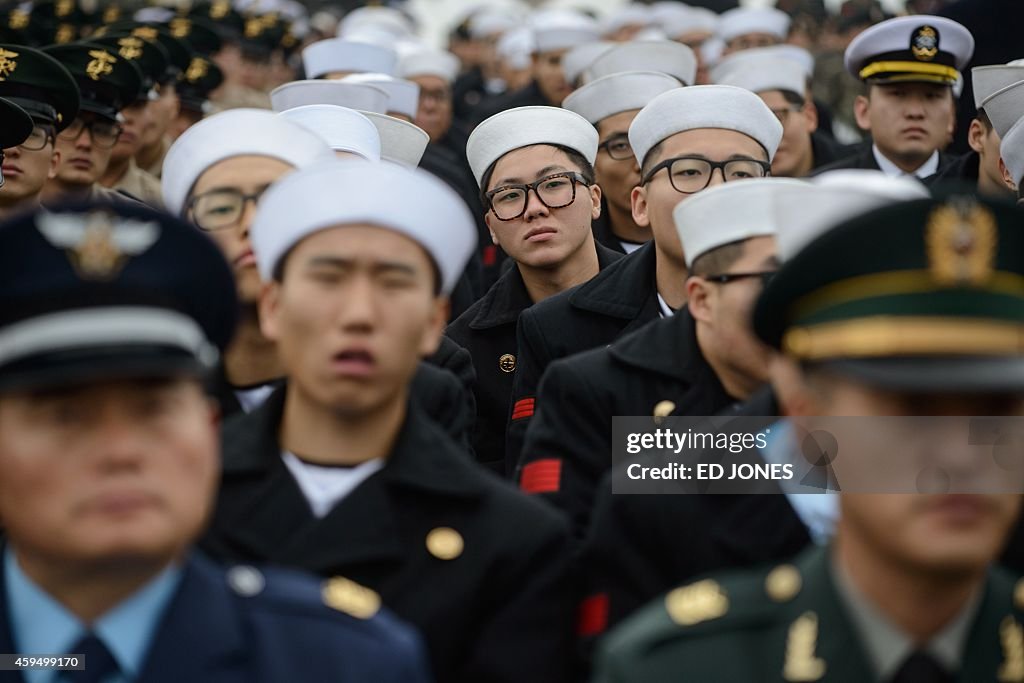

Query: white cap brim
left=278, top=105, right=381, bottom=161
left=360, top=111, right=429, bottom=167
left=270, top=79, right=390, bottom=114
left=562, top=71, right=682, bottom=125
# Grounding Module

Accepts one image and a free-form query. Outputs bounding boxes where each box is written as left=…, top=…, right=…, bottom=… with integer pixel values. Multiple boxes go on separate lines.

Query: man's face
left=188, top=155, right=295, bottom=305
left=260, top=225, right=447, bottom=416
left=532, top=48, right=571, bottom=106
left=142, top=84, right=180, bottom=149
left=0, top=378, right=219, bottom=571
left=0, top=125, right=59, bottom=206
left=412, top=74, right=453, bottom=143
left=759, top=90, right=816, bottom=177
left=632, top=128, right=769, bottom=267
left=483, top=144, right=601, bottom=269
left=52, top=113, right=118, bottom=187
left=595, top=109, right=642, bottom=217
left=674, top=31, right=713, bottom=84
left=854, top=83, right=954, bottom=167
left=111, top=101, right=148, bottom=163
left=724, top=32, right=781, bottom=55
left=169, top=108, right=203, bottom=141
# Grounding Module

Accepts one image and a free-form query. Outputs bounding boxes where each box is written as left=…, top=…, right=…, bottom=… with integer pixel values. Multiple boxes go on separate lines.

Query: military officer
left=506, top=84, right=783, bottom=474
left=447, top=105, right=622, bottom=471
left=593, top=193, right=1024, bottom=683
left=0, top=200, right=431, bottom=683
left=40, top=42, right=143, bottom=206
left=200, top=161, right=576, bottom=683
left=0, top=44, right=78, bottom=219
left=815, top=15, right=974, bottom=179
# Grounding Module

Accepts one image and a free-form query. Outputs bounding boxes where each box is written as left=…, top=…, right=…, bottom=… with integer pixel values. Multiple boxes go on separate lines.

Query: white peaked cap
left=773, top=170, right=931, bottom=261
left=530, top=10, right=600, bottom=53
left=341, top=73, right=420, bottom=120
left=713, top=56, right=807, bottom=98
left=466, top=105, right=599, bottom=187
left=587, top=40, right=698, bottom=86
left=278, top=105, right=381, bottom=161
left=497, top=27, right=535, bottom=71
left=674, top=178, right=806, bottom=268
left=270, top=79, right=389, bottom=114
left=251, top=160, right=476, bottom=295
left=628, top=85, right=784, bottom=165
left=562, top=41, right=615, bottom=85
left=718, top=7, right=790, bottom=43
left=1001, top=116, right=1024, bottom=186
left=980, top=79, right=1024, bottom=137
left=656, top=5, right=718, bottom=38
left=600, top=3, right=650, bottom=36
left=302, top=39, right=397, bottom=79
left=337, top=6, right=415, bottom=40
left=360, top=111, right=429, bottom=168
left=398, top=49, right=460, bottom=83
left=162, top=109, right=334, bottom=216
left=972, top=65, right=1024, bottom=110
left=562, top=71, right=682, bottom=125
left=844, top=15, right=974, bottom=82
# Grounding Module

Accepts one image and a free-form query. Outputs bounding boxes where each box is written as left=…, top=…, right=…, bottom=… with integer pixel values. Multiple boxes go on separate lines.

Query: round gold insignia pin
left=322, top=576, right=381, bottom=619
left=426, top=527, right=464, bottom=560
left=766, top=564, right=802, bottom=603
left=499, top=353, right=516, bottom=373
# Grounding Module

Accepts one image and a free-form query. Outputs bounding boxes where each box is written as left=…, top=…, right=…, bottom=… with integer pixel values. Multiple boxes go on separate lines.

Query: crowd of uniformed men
left=2, top=0, right=1024, bottom=680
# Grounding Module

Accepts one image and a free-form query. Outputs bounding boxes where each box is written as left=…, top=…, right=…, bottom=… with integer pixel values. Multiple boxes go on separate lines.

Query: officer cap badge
left=210, top=0, right=230, bottom=19
left=0, top=49, right=18, bottom=81
left=85, top=49, right=116, bottom=81
left=37, top=209, right=160, bottom=281
left=132, top=26, right=159, bottom=41
left=244, top=17, right=264, bottom=39
left=116, top=37, right=144, bottom=61
left=102, top=5, right=120, bottom=24
left=169, top=18, right=191, bottom=38
left=926, top=196, right=997, bottom=287
left=322, top=576, right=381, bottom=620
left=911, top=25, right=939, bottom=62
left=55, top=24, right=75, bottom=44
left=8, top=9, right=28, bottom=30
left=665, top=579, right=729, bottom=626
left=185, top=57, right=209, bottom=83
left=55, top=0, right=73, bottom=18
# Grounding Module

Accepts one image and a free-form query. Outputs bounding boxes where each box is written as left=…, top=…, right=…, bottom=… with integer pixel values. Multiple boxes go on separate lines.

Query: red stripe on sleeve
left=519, top=458, right=562, bottom=494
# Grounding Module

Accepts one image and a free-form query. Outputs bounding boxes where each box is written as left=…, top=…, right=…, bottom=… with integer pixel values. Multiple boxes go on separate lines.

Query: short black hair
left=690, top=240, right=747, bottom=278
left=977, top=108, right=993, bottom=131
left=479, top=143, right=595, bottom=205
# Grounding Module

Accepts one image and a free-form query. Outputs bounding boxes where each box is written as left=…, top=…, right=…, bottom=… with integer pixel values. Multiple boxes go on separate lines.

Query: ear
left=631, top=184, right=650, bottom=227
left=803, top=97, right=819, bottom=133
left=589, top=183, right=602, bottom=220
left=483, top=211, right=500, bottom=245
left=853, top=94, right=871, bottom=132
left=685, top=276, right=714, bottom=324
left=967, top=118, right=986, bottom=154
left=258, top=280, right=282, bottom=342
left=999, top=157, right=1018, bottom=192
left=418, top=296, right=449, bottom=357
left=47, top=148, right=61, bottom=179
left=768, top=355, right=821, bottom=417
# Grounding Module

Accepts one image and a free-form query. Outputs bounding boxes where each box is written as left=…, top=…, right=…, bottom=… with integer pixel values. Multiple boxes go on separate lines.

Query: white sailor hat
left=302, top=38, right=398, bottom=79
left=600, top=3, right=650, bottom=37
left=587, top=40, right=698, bottom=87
left=628, top=85, right=784, bottom=166
left=341, top=73, right=420, bottom=120
left=251, top=160, right=476, bottom=295
left=972, top=64, right=1024, bottom=110
left=653, top=4, right=718, bottom=39
left=497, top=27, right=534, bottom=71
left=717, top=7, right=790, bottom=44
left=336, top=6, right=415, bottom=41
left=675, top=178, right=805, bottom=268
left=773, top=170, right=930, bottom=261
left=470, top=9, right=521, bottom=40
left=530, top=10, right=599, bottom=54
left=162, top=108, right=334, bottom=217
left=361, top=111, right=429, bottom=168
left=466, top=105, right=599, bottom=187
left=979, top=79, right=1024, bottom=137
left=398, top=48, right=460, bottom=83
left=562, top=71, right=682, bottom=125
left=270, top=79, right=389, bottom=114
left=1001, top=116, right=1024, bottom=187
left=562, top=41, right=615, bottom=85
left=844, top=15, right=974, bottom=85
left=712, top=55, right=807, bottom=99
left=278, top=105, right=381, bottom=161
left=716, top=44, right=814, bottom=78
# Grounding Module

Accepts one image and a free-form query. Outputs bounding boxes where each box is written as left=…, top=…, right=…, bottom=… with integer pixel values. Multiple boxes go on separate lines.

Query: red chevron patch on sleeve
left=511, top=397, right=535, bottom=420
left=519, top=458, right=562, bottom=494
left=577, top=593, right=609, bottom=637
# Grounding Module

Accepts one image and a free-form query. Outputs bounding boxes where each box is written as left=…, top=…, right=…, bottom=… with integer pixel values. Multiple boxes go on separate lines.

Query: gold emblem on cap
left=185, top=56, right=209, bottom=83
left=783, top=612, right=826, bottom=681
left=210, top=0, right=230, bottom=19
left=102, top=5, right=120, bottom=24
left=261, top=11, right=279, bottom=28
left=55, top=0, right=73, bottom=18
left=85, top=49, right=116, bottom=81
left=322, top=576, right=381, bottom=620
left=36, top=209, right=160, bottom=281
left=926, top=197, right=997, bottom=287
left=132, top=26, right=158, bottom=41
left=498, top=353, right=516, bottom=373
left=665, top=579, right=728, bottom=626
left=426, top=527, right=464, bottom=560
left=169, top=18, right=191, bottom=38
left=244, top=17, right=264, bottom=38
left=911, top=25, right=939, bottom=62
left=0, top=48, right=19, bottom=81
left=999, top=616, right=1024, bottom=682
left=55, top=23, right=75, bottom=44
left=117, top=36, right=144, bottom=61
left=765, top=564, right=802, bottom=603
left=8, top=9, right=28, bottom=30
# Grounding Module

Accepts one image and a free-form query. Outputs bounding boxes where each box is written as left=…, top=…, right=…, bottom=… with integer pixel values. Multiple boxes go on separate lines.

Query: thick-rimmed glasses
left=769, top=104, right=804, bottom=125
left=703, top=271, right=776, bottom=287
left=58, top=117, right=123, bottom=149
left=598, top=134, right=633, bottom=161
left=642, top=156, right=770, bottom=194
left=485, top=172, right=589, bottom=221
left=17, top=125, right=55, bottom=151
left=187, top=187, right=268, bottom=232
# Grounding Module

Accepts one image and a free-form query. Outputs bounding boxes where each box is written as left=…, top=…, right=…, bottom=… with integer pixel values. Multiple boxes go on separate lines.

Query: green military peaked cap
left=90, top=33, right=169, bottom=98
left=44, top=42, right=143, bottom=121
left=0, top=44, right=79, bottom=131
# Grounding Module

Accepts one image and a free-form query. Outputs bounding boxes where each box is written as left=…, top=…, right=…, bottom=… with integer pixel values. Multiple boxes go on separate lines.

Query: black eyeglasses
left=703, top=271, right=777, bottom=286
left=769, top=104, right=804, bottom=125
left=598, top=134, right=633, bottom=161
left=187, top=187, right=268, bottom=232
left=17, top=125, right=55, bottom=151
left=58, top=117, right=123, bottom=149
left=485, top=172, right=590, bottom=221
left=642, top=156, right=771, bottom=194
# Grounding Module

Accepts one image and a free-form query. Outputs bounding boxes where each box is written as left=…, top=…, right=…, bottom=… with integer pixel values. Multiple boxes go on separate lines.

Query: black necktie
left=890, top=650, right=954, bottom=683
left=65, top=633, right=120, bottom=683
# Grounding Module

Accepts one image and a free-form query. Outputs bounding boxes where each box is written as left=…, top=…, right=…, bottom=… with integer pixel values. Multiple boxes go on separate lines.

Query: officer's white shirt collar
left=4, top=548, right=182, bottom=683
left=656, top=292, right=676, bottom=318
left=872, top=144, right=940, bottom=179
left=832, top=552, right=981, bottom=679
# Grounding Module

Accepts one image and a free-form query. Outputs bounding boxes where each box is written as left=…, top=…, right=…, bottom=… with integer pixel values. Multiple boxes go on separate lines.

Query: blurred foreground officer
left=200, top=162, right=575, bottom=683
left=594, top=194, right=1024, bottom=682
left=0, top=201, right=431, bottom=682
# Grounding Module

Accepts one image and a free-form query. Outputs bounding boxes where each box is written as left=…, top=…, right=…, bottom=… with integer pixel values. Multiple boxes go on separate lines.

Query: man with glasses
left=41, top=42, right=144, bottom=206
left=0, top=45, right=79, bottom=218
left=447, top=105, right=622, bottom=471
left=563, top=70, right=682, bottom=255
left=507, top=85, right=781, bottom=474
